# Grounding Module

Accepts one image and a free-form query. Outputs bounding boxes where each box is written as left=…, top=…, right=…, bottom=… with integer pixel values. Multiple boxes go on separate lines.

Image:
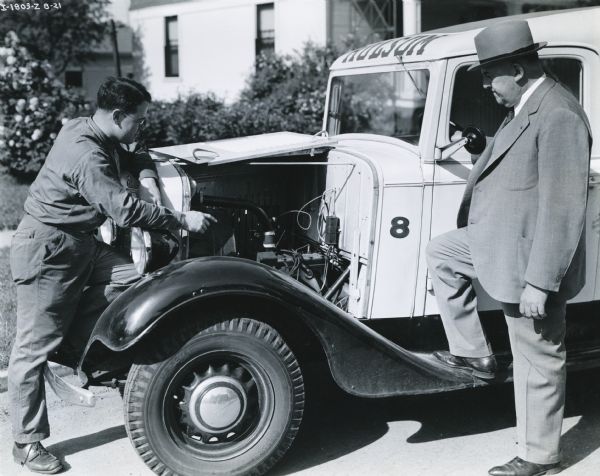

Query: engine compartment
left=182, top=152, right=352, bottom=310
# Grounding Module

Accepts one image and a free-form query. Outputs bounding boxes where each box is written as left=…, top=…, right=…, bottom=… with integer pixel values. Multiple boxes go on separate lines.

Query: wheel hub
left=180, top=366, right=250, bottom=436
left=189, top=376, right=246, bottom=432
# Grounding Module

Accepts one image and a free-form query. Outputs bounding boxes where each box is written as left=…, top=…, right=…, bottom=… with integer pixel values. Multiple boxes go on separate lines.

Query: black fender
left=81, top=256, right=480, bottom=396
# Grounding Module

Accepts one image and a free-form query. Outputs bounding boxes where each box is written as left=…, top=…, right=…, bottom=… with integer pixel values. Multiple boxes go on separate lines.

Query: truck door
left=425, top=49, right=599, bottom=316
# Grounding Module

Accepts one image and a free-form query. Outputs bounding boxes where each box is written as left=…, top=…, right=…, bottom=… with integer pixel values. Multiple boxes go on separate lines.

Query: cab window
left=328, top=69, right=430, bottom=145
left=448, top=57, right=583, bottom=141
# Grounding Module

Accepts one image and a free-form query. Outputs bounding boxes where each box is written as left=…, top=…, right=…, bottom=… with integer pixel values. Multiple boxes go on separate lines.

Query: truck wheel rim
left=162, top=352, right=274, bottom=461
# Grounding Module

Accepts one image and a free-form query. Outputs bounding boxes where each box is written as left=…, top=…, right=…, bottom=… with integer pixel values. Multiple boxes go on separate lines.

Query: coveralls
left=8, top=117, right=183, bottom=443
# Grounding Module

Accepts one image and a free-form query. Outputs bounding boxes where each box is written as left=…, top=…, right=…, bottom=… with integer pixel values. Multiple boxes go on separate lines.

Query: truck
left=49, top=7, right=600, bottom=476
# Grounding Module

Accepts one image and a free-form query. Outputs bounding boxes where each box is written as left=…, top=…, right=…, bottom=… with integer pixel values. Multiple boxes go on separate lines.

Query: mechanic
left=8, top=77, right=216, bottom=474
left=426, top=21, right=591, bottom=476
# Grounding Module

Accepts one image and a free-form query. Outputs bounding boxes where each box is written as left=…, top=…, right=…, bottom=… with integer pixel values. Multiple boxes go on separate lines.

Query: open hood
left=150, top=132, right=337, bottom=166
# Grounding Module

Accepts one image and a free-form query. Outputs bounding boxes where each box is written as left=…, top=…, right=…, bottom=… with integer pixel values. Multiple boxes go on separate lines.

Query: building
left=128, top=0, right=598, bottom=102
left=61, top=1, right=137, bottom=101
left=129, top=0, right=329, bottom=102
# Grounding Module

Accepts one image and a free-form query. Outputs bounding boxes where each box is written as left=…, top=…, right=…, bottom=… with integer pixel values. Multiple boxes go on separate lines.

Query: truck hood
left=150, top=132, right=337, bottom=165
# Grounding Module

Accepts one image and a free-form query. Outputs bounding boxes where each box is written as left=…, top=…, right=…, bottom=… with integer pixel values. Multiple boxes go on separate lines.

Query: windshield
left=326, top=69, right=430, bottom=145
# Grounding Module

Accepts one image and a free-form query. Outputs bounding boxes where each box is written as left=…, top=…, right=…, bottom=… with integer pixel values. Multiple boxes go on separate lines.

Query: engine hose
left=324, top=267, right=351, bottom=300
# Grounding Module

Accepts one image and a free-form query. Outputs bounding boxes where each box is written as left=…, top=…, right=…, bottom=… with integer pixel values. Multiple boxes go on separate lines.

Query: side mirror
left=435, top=126, right=486, bottom=161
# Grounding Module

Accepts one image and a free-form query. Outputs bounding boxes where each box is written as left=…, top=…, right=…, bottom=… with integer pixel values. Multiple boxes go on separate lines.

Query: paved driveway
left=1, top=368, right=599, bottom=476
left=0, top=230, right=14, bottom=249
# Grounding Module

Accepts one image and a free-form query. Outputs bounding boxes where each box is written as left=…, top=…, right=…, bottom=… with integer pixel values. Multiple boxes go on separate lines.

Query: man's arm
left=118, top=144, right=163, bottom=205
left=73, top=150, right=215, bottom=232
left=74, top=150, right=180, bottom=229
left=118, top=142, right=156, bottom=177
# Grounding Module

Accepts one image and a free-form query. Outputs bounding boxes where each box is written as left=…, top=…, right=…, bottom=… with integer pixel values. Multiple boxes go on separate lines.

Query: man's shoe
left=13, top=441, right=63, bottom=474
left=488, top=457, right=562, bottom=476
left=433, top=350, right=497, bottom=379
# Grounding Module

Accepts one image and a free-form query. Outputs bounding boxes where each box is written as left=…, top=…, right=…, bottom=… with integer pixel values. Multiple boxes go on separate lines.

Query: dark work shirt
left=24, top=117, right=182, bottom=233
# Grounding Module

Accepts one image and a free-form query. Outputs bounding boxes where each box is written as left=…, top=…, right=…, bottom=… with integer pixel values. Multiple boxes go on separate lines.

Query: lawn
left=0, top=169, right=29, bottom=231
left=0, top=169, right=27, bottom=368
left=0, top=247, right=16, bottom=368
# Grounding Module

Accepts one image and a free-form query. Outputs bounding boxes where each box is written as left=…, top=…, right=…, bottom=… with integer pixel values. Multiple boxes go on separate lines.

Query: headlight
left=97, top=218, right=117, bottom=245
left=130, top=227, right=179, bottom=274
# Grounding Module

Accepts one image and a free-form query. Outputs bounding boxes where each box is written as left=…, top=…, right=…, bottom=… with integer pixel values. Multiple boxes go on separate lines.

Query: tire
left=123, top=317, right=305, bottom=476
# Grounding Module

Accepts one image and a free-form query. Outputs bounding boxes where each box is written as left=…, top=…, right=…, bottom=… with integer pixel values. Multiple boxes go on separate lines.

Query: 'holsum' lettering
left=341, top=34, right=446, bottom=63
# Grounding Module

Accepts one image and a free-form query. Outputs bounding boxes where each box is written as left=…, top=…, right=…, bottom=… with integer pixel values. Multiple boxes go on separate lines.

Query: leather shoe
left=433, top=350, right=497, bottom=379
left=13, top=441, right=63, bottom=474
left=488, top=457, right=562, bottom=476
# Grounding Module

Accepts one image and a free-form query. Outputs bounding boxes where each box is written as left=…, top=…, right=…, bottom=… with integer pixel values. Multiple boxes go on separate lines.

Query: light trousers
left=426, top=228, right=566, bottom=464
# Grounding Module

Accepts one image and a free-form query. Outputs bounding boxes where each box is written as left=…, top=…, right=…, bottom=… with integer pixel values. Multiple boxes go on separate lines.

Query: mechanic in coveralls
left=8, top=77, right=216, bottom=474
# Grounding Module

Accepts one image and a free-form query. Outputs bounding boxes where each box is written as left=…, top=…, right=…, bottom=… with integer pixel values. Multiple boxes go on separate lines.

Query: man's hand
left=139, top=177, right=163, bottom=206
left=519, top=283, right=549, bottom=319
left=182, top=211, right=217, bottom=234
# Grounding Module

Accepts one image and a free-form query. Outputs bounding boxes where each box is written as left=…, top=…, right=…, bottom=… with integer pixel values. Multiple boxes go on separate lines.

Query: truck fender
left=81, top=257, right=477, bottom=396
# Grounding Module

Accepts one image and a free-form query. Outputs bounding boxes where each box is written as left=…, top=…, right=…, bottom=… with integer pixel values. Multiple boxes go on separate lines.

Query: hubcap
left=178, top=363, right=257, bottom=442
left=187, top=376, right=247, bottom=432
left=163, top=351, right=278, bottom=461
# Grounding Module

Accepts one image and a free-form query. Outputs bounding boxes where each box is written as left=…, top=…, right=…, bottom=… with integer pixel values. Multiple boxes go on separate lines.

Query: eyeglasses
left=127, top=114, right=146, bottom=127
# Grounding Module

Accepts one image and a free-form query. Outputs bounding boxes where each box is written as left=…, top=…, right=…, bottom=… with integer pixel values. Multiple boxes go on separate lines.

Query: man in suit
left=426, top=20, right=592, bottom=476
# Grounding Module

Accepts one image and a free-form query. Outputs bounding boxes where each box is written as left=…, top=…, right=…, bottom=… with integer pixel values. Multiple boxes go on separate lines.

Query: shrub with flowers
left=0, top=31, right=91, bottom=178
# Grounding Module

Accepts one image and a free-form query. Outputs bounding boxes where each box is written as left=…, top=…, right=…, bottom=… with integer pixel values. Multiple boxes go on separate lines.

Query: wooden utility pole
left=110, top=19, right=122, bottom=77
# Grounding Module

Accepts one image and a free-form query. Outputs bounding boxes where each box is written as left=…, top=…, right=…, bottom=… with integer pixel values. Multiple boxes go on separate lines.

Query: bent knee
left=426, top=236, right=444, bottom=266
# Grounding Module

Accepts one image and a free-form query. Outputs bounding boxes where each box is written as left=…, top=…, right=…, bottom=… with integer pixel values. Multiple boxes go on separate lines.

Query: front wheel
left=123, top=317, right=305, bottom=476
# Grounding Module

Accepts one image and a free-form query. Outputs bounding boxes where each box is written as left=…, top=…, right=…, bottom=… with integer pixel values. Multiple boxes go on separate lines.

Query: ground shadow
left=273, top=370, right=516, bottom=475
left=560, top=368, right=600, bottom=470
left=273, top=367, right=600, bottom=475
left=47, top=425, right=127, bottom=458
left=271, top=375, right=389, bottom=476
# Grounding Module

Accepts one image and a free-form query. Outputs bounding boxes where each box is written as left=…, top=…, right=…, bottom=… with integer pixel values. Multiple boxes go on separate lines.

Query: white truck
left=51, top=7, right=600, bottom=476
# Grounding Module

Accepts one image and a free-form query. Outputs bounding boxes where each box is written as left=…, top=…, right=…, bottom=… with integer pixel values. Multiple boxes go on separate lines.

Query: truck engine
left=182, top=151, right=352, bottom=311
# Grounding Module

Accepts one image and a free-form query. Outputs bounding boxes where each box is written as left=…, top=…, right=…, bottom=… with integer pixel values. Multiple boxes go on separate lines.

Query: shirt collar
left=514, top=75, right=546, bottom=116
left=86, top=116, right=119, bottom=153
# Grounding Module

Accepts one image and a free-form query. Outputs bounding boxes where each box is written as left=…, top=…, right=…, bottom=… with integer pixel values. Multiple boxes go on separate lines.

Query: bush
left=141, top=43, right=340, bottom=148
left=235, top=42, right=339, bottom=135
left=0, top=31, right=91, bottom=179
left=142, top=93, right=228, bottom=148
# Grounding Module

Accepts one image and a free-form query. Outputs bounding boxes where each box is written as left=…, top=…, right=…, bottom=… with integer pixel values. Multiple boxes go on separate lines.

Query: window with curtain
left=165, top=16, right=179, bottom=77
left=256, top=3, right=274, bottom=57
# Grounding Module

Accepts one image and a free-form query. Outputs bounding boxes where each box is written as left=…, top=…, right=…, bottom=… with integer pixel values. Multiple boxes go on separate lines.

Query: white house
left=127, top=0, right=596, bottom=102
left=129, top=0, right=329, bottom=102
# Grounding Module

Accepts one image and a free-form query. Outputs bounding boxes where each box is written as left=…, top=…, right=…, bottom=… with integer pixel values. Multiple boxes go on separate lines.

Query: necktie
left=112, top=148, right=121, bottom=177
left=506, top=108, right=515, bottom=123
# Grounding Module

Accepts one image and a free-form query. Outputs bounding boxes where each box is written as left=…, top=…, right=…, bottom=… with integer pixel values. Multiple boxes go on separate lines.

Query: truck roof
left=330, top=7, right=600, bottom=71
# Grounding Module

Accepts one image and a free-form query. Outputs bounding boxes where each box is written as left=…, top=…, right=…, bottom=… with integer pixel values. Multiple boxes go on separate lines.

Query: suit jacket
left=457, top=78, right=592, bottom=303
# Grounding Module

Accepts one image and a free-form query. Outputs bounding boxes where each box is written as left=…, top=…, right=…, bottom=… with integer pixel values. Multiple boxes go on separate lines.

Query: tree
left=0, top=0, right=110, bottom=75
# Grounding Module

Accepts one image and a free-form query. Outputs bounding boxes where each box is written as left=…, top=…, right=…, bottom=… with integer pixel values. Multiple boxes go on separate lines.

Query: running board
left=44, top=364, right=96, bottom=407
left=412, top=345, right=600, bottom=391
